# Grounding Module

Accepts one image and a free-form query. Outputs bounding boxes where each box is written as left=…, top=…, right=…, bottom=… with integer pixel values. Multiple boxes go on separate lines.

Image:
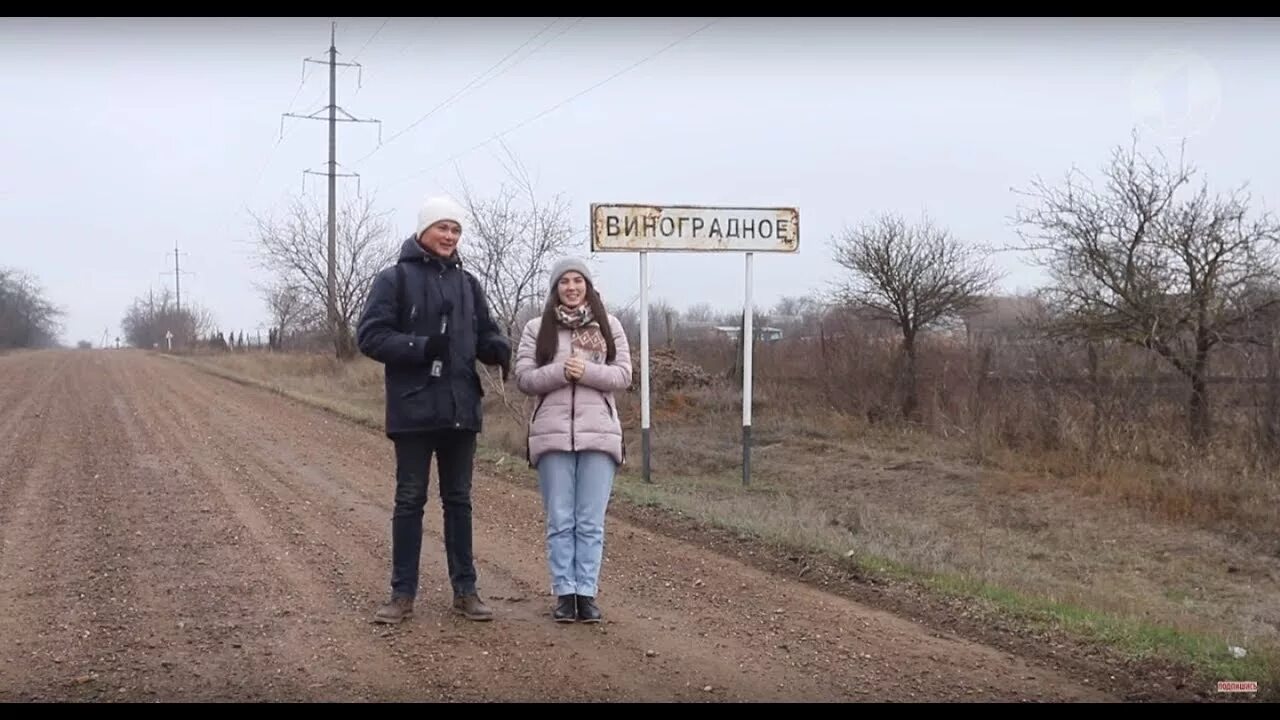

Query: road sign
left=165, top=330, right=173, bottom=351
left=591, top=204, right=799, bottom=253
left=589, top=203, right=800, bottom=486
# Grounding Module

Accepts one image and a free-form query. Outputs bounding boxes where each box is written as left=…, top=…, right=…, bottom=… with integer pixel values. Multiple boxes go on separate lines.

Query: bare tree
left=455, top=143, right=575, bottom=340
left=120, top=286, right=213, bottom=349
left=773, top=295, right=818, bottom=318
left=647, top=299, right=678, bottom=348
left=257, top=280, right=315, bottom=350
left=684, top=302, right=717, bottom=323
left=251, top=192, right=396, bottom=359
left=1012, top=133, right=1280, bottom=446
left=0, top=267, right=63, bottom=349
left=831, top=212, right=999, bottom=421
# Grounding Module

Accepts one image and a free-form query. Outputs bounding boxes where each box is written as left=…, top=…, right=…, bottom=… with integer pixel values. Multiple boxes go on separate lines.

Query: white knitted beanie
left=416, top=195, right=466, bottom=238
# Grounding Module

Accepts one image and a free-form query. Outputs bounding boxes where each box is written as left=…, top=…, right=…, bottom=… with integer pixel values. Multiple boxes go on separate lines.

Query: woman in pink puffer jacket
left=514, top=256, right=632, bottom=624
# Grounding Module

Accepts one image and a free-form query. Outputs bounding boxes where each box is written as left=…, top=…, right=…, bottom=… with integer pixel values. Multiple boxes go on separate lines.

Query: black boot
left=553, top=594, right=576, bottom=623
left=576, top=594, right=602, bottom=623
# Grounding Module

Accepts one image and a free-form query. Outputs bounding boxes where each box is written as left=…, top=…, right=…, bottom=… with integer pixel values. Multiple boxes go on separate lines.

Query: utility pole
left=282, top=21, right=381, bottom=358
left=327, top=27, right=337, bottom=357
left=161, top=241, right=193, bottom=348
left=173, top=241, right=182, bottom=317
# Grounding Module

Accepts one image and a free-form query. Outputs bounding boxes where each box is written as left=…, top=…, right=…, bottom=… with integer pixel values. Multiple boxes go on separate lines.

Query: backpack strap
left=464, top=271, right=481, bottom=333
left=394, top=263, right=410, bottom=332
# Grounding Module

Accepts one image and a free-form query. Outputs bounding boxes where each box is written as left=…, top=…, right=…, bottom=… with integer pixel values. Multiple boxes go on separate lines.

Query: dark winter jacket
left=356, top=236, right=511, bottom=437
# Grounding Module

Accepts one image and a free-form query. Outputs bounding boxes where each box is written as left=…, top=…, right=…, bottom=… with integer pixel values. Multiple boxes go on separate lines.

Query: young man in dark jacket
left=356, top=195, right=511, bottom=624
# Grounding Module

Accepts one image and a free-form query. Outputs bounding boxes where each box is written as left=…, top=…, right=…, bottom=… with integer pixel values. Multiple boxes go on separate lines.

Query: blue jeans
left=536, top=451, right=616, bottom=597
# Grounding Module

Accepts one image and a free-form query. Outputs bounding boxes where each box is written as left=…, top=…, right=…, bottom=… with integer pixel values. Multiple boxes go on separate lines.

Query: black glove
left=477, top=336, right=511, bottom=379
left=423, top=333, right=450, bottom=362
left=498, top=351, right=511, bottom=382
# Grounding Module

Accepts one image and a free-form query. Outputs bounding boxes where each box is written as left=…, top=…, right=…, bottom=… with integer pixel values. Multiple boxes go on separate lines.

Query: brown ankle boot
left=452, top=593, right=493, bottom=621
left=373, top=595, right=414, bottom=624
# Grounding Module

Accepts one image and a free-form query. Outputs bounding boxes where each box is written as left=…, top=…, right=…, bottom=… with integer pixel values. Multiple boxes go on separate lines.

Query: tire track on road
left=4, top=351, right=1121, bottom=702
left=0, top=353, right=123, bottom=700
left=155, top=354, right=1116, bottom=702
left=149, top=352, right=692, bottom=701
left=110, top=352, right=428, bottom=701
left=0, top=351, right=64, bottom=501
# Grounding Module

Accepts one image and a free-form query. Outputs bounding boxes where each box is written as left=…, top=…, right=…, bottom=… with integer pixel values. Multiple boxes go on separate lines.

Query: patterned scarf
left=555, top=304, right=608, bottom=364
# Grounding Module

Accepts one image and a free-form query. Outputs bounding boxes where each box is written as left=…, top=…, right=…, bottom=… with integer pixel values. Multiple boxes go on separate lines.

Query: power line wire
left=249, top=59, right=318, bottom=189
left=352, top=17, right=389, bottom=60
left=349, top=17, right=390, bottom=97
left=427, top=16, right=585, bottom=118
left=386, top=18, right=720, bottom=190
left=355, top=18, right=565, bottom=166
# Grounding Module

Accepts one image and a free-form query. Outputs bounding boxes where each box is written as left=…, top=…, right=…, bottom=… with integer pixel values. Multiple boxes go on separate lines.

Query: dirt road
left=0, top=350, right=1119, bottom=702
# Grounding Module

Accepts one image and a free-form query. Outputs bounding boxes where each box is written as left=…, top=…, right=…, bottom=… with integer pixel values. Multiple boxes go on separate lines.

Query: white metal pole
left=640, top=251, right=651, bottom=483
left=743, top=251, right=753, bottom=486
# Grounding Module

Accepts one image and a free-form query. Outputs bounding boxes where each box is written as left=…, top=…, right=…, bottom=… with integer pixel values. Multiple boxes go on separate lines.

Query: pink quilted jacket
left=513, top=314, right=632, bottom=467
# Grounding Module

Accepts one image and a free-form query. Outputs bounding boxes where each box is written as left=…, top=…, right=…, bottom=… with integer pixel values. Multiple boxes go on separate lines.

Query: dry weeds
left=175, top=347, right=1280, bottom=690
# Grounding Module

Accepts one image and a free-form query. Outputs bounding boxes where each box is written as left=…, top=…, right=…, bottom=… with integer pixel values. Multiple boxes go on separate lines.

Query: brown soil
left=0, top=349, right=1195, bottom=702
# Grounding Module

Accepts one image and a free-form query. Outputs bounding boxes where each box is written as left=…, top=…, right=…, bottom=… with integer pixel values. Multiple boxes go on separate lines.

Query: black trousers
left=390, top=430, right=478, bottom=599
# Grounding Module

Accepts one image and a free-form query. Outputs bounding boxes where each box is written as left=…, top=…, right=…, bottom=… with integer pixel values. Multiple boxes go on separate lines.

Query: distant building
left=712, top=325, right=784, bottom=343
left=958, top=295, right=1047, bottom=344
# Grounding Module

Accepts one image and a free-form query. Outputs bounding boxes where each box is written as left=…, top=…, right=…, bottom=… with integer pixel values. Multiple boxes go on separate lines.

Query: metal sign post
left=640, top=250, right=651, bottom=482
left=590, top=203, right=799, bottom=487
left=742, top=251, right=753, bottom=486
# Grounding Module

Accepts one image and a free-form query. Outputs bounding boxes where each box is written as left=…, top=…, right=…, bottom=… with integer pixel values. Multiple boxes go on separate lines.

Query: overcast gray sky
left=3, top=17, right=1278, bottom=346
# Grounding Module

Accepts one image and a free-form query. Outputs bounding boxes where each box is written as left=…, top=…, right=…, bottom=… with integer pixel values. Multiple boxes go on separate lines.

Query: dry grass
left=684, top=330, right=1280, bottom=541
left=171, top=348, right=1280, bottom=693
